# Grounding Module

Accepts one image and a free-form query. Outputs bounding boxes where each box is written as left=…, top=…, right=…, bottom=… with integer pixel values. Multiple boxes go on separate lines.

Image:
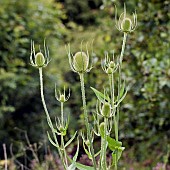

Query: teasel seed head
left=73, top=52, right=89, bottom=72
left=102, top=102, right=111, bottom=118
left=115, top=4, right=137, bottom=33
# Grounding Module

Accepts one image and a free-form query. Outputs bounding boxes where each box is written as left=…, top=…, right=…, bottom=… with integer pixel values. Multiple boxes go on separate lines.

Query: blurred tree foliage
left=0, top=0, right=67, bottom=156
left=0, top=0, right=169, bottom=167
left=58, top=0, right=102, bottom=25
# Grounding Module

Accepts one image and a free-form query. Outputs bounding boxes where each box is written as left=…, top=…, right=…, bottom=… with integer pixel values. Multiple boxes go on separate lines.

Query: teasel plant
left=91, top=4, right=137, bottom=170
left=30, top=4, right=137, bottom=170
left=66, top=41, right=98, bottom=169
left=30, top=40, right=79, bottom=170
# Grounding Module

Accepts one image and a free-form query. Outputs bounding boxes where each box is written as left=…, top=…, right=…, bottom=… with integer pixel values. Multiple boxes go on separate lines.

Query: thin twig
left=3, top=144, right=8, bottom=170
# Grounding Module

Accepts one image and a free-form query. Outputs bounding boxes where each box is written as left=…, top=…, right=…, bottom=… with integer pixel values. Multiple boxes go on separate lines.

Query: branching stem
left=79, top=73, right=97, bottom=170
left=39, top=68, right=67, bottom=170
left=117, top=32, right=127, bottom=139
left=61, top=102, right=68, bottom=167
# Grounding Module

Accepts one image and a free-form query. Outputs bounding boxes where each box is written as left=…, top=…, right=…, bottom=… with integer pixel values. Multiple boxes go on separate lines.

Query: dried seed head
left=102, top=102, right=111, bottom=118
left=35, top=52, right=45, bottom=67
left=121, top=18, right=132, bottom=33
left=73, top=52, right=89, bottom=72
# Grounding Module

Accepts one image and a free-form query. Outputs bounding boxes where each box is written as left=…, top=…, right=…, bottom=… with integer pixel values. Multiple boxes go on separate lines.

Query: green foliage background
left=0, top=0, right=169, bottom=169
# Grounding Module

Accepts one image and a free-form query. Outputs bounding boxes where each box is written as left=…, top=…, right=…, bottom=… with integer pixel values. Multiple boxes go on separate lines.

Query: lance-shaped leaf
left=112, top=146, right=125, bottom=166
left=68, top=157, right=95, bottom=170
left=82, top=140, right=92, bottom=160
left=119, top=79, right=126, bottom=99
left=47, top=131, right=59, bottom=148
left=65, top=131, right=77, bottom=148
left=116, top=88, right=128, bottom=106
left=90, top=87, right=110, bottom=103
left=68, top=137, right=79, bottom=170
left=107, top=136, right=122, bottom=151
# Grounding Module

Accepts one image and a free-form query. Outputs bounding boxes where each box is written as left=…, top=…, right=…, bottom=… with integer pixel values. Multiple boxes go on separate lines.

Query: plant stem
left=61, top=102, right=64, bottom=128
left=79, top=73, right=97, bottom=170
left=39, top=68, right=67, bottom=170
left=117, top=32, right=127, bottom=138
left=109, top=74, right=117, bottom=139
left=109, top=73, right=118, bottom=170
left=61, top=102, right=68, bottom=167
left=3, top=144, right=7, bottom=170
left=102, top=118, right=108, bottom=170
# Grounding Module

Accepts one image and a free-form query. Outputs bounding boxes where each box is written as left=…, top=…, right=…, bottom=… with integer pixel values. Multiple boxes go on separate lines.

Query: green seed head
left=59, top=127, right=66, bottom=136
left=59, top=126, right=64, bottom=132
left=59, top=94, right=65, bottom=103
left=85, top=140, right=90, bottom=147
left=109, top=61, right=115, bottom=68
left=35, top=52, right=45, bottom=67
left=106, top=67, right=113, bottom=74
left=121, top=18, right=132, bottom=33
left=99, top=122, right=105, bottom=138
left=102, top=102, right=111, bottom=118
left=73, top=52, right=89, bottom=72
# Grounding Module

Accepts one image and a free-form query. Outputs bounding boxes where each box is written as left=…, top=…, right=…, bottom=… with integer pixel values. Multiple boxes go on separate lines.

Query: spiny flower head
left=101, top=52, right=118, bottom=74
left=55, top=85, right=70, bottom=103
left=73, top=51, right=89, bottom=72
left=115, top=4, right=137, bottom=33
left=102, top=102, right=111, bottom=118
left=30, top=40, right=50, bottom=68
left=66, top=41, right=93, bottom=74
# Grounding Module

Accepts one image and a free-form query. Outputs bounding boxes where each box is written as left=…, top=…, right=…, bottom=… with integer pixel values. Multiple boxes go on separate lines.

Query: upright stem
left=109, top=73, right=118, bottom=170
left=102, top=118, right=108, bottom=170
left=60, top=102, right=68, bottom=167
left=39, top=68, right=67, bottom=170
left=117, top=33, right=127, bottom=139
left=79, top=73, right=97, bottom=170
left=3, top=144, right=7, bottom=170
left=61, top=102, right=64, bottom=127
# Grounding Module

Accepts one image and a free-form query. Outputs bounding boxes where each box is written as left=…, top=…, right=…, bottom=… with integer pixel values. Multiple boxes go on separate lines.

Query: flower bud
left=109, top=61, right=115, bottom=68
left=59, top=127, right=66, bottom=136
left=59, top=94, right=65, bottom=103
left=85, top=140, right=90, bottom=147
left=35, top=52, right=45, bottom=67
left=121, top=18, right=132, bottom=33
left=102, top=102, right=111, bottom=118
left=73, top=52, right=89, bottom=72
left=99, top=122, right=105, bottom=138
left=106, top=67, right=113, bottom=74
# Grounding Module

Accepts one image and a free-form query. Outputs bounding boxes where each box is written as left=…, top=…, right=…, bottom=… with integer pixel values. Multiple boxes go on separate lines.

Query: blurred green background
left=0, top=0, right=169, bottom=169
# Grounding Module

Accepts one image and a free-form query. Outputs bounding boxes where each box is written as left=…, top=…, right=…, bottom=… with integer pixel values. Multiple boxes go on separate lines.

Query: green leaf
left=75, top=162, right=95, bottom=170
left=68, top=137, right=80, bottom=170
left=68, top=155, right=94, bottom=170
left=120, top=80, right=125, bottom=99
left=82, top=140, right=92, bottom=159
left=73, top=137, right=79, bottom=161
left=117, top=88, right=127, bottom=106
left=68, top=163, right=76, bottom=170
left=65, top=131, right=77, bottom=148
left=47, top=131, right=59, bottom=148
left=112, top=147, right=125, bottom=166
left=99, top=122, right=105, bottom=138
left=107, top=136, right=122, bottom=151
left=90, top=87, right=110, bottom=103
